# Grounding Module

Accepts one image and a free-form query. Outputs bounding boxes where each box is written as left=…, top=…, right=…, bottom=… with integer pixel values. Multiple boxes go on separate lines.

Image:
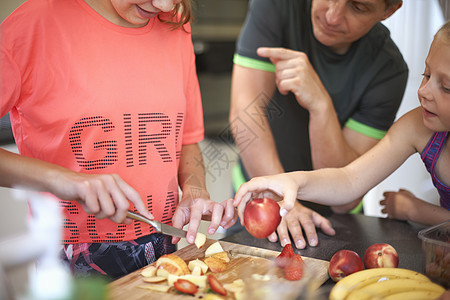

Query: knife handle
left=126, top=211, right=161, bottom=232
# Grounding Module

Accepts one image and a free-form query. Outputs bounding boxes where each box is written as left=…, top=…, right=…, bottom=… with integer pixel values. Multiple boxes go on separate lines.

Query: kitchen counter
left=108, top=213, right=431, bottom=299
left=222, top=213, right=428, bottom=287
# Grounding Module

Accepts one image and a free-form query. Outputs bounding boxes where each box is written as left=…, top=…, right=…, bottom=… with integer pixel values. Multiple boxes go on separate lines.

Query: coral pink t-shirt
left=1, top=0, right=204, bottom=243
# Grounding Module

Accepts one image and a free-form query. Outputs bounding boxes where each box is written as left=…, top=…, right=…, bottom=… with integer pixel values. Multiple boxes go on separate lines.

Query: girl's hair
left=159, top=0, right=193, bottom=30
left=436, top=20, right=450, bottom=43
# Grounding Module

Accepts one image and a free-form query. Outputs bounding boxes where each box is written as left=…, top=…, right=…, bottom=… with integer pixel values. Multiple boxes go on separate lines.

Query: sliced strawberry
left=275, top=243, right=295, bottom=268
left=173, top=278, right=198, bottom=295
left=284, top=254, right=305, bottom=281
left=207, top=274, right=227, bottom=296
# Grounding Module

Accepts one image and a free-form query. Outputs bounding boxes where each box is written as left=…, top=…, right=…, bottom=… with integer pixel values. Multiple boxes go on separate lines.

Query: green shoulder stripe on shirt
left=345, top=118, right=387, bottom=140
left=232, top=163, right=246, bottom=193
left=233, top=54, right=276, bottom=72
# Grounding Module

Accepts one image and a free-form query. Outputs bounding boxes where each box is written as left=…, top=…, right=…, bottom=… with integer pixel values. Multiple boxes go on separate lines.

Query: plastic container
left=418, top=220, right=450, bottom=288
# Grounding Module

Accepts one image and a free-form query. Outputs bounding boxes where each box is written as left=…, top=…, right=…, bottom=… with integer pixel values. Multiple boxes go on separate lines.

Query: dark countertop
left=222, top=213, right=428, bottom=287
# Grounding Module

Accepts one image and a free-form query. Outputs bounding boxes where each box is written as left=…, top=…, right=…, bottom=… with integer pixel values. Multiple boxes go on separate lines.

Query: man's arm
left=307, top=74, right=378, bottom=212
left=330, top=129, right=379, bottom=213
left=257, top=47, right=381, bottom=213
left=229, top=64, right=283, bottom=177
left=230, top=64, right=335, bottom=248
left=310, top=107, right=379, bottom=169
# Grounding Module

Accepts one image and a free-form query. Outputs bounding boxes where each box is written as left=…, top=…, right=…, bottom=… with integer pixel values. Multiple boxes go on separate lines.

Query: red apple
left=328, top=250, right=364, bottom=282
left=243, top=198, right=281, bottom=239
left=364, top=243, right=399, bottom=269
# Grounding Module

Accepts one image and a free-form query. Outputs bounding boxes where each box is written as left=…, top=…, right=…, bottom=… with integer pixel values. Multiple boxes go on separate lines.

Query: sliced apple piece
left=224, top=279, right=245, bottom=300
left=204, top=256, right=227, bottom=273
left=205, top=241, right=225, bottom=257
left=140, top=265, right=157, bottom=277
left=191, top=265, right=202, bottom=276
left=167, top=273, right=207, bottom=288
left=223, top=278, right=245, bottom=293
left=137, top=284, right=171, bottom=293
left=211, top=251, right=230, bottom=263
left=155, top=254, right=190, bottom=276
left=251, top=273, right=272, bottom=281
left=167, top=274, right=180, bottom=287
left=156, top=268, right=171, bottom=278
left=194, top=232, right=207, bottom=249
left=142, top=276, right=167, bottom=283
left=188, top=259, right=209, bottom=274
left=204, top=294, right=226, bottom=300
left=182, top=274, right=207, bottom=288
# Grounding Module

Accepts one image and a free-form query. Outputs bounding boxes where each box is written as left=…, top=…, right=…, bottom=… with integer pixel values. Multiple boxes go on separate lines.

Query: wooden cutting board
left=108, top=239, right=329, bottom=299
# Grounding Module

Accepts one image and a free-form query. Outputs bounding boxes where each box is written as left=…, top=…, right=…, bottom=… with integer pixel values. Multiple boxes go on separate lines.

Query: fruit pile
left=138, top=241, right=229, bottom=298
left=328, top=243, right=446, bottom=300
left=137, top=240, right=312, bottom=299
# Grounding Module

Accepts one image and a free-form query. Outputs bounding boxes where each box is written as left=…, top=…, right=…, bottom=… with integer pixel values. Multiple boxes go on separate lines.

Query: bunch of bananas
left=329, top=267, right=446, bottom=300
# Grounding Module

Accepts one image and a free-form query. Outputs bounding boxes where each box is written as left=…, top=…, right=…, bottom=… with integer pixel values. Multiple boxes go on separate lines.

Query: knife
left=126, top=211, right=187, bottom=239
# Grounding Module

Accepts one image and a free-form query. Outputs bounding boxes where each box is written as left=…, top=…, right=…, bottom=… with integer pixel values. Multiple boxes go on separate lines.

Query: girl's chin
left=422, top=116, right=446, bottom=132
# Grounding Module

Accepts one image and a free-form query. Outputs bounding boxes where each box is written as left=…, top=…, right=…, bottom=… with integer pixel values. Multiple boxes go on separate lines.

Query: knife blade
left=126, top=211, right=187, bottom=239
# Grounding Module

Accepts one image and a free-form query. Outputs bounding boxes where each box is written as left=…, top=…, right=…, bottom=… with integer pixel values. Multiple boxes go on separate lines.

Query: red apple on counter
left=244, top=198, right=281, bottom=239
left=328, top=250, right=364, bottom=282
left=364, top=243, right=399, bottom=269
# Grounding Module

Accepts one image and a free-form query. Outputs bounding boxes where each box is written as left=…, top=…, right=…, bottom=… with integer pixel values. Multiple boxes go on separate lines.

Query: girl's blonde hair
left=159, top=0, right=193, bottom=30
left=436, top=20, right=450, bottom=42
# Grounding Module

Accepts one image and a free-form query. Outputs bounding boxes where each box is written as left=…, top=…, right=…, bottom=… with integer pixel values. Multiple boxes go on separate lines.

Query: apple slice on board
left=204, top=256, right=227, bottom=273
left=188, top=259, right=209, bottom=274
left=155, top=254, right=190, bottom=277
left=137, top=284, right=170, bottom=293
left=142, top=276, right=167, bottom=283
left=140, top=265, right=157, bottom=277
left=205, top=241, right=225, bottom=257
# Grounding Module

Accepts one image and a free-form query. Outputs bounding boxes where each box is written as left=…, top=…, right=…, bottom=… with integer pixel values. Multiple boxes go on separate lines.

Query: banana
left=383, top=290, right=445, bottom=300
left=329, top=268, right=431, bottom=300
left=345, top=278, right=446, bottom=300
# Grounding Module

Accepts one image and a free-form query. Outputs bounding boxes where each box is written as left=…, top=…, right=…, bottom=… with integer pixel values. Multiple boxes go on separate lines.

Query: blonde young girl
left=234, top=21, right=450, bottom=227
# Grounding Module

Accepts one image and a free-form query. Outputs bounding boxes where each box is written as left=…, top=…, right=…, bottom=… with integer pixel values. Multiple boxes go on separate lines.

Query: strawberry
left=207, top=274, right=227, bottom=296
left=275, top=243, right=295, bottom=268
left=173, top=278, right=198, bottom=295
left=284, top=254, right=305, bottom=281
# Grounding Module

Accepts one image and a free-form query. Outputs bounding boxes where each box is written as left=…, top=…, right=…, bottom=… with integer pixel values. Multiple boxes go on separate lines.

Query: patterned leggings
left=60, top=234, right=176, bottom=280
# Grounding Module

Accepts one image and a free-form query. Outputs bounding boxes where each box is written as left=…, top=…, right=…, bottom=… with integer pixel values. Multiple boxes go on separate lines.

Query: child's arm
left=172, top=143, right=237, bottom=245
left=381, top=189, right=450, bottom=226
left=234, top=108, right=424, bottom=222
left=0, top=148, right=152, bottom=223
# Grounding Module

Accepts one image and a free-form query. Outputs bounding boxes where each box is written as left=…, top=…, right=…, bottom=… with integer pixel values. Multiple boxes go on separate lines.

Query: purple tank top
left=421, top=131, right=450, bottom=210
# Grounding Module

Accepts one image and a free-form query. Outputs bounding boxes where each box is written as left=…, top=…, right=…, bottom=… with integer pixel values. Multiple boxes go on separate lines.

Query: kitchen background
left=0, top=0, right=449, bottom=298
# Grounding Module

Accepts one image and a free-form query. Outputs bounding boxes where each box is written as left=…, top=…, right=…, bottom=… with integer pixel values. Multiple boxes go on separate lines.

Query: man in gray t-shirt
left=230, top=0, right=406, bottom=249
